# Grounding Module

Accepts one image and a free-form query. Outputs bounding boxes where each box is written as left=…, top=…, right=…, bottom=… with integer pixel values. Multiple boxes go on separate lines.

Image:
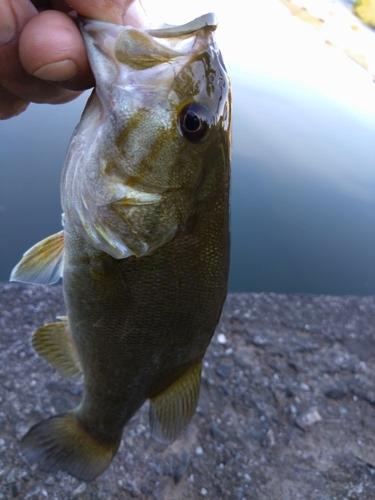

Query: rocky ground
left=1, top=283, right=375, bottom=499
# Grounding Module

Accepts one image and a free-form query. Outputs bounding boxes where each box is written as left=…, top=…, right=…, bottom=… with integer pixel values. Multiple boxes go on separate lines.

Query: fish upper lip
left=145, top=13, right=218, bottom=38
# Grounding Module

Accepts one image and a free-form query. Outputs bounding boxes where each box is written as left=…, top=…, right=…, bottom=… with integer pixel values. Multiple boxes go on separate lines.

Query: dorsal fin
left=10, top=231, right=64, bottom=284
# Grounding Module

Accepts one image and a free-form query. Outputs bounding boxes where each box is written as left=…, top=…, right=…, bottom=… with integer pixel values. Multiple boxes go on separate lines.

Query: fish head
left=61, top=14, right=231, bottom=258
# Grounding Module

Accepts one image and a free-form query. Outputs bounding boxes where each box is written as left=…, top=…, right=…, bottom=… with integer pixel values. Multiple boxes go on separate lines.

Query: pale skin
left=0, top=0, right=149, bottom=119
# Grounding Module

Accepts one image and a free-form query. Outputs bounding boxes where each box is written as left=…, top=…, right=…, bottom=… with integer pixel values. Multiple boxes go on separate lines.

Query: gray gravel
left=2, top=283, right=375, bottom=499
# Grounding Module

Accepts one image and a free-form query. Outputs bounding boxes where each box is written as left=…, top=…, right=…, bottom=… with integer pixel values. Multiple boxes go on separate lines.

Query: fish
left=10, top=11, right=231, bottom=481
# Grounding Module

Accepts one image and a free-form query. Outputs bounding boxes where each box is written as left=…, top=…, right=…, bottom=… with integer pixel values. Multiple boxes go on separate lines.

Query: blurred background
left=1, top=0, right=375, bottom=294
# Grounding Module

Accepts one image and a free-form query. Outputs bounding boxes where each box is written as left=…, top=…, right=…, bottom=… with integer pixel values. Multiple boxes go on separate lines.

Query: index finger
left=0, top=1, right=80, bottom=118
left=18, top=0, right=148, bottom=88
left=66, top=0, right=148, bottom=26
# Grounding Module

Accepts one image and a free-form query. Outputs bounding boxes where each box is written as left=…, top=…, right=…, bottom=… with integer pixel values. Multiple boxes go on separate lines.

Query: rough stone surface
left=1, top=283, right=375, bottom=499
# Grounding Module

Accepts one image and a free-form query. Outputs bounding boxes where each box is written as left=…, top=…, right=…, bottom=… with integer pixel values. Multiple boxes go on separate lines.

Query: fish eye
left=179, top=103, right=211, bottom=142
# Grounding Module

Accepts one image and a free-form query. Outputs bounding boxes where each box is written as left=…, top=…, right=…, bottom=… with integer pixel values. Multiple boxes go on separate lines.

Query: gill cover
left=61, top=14, right=228, bottom=259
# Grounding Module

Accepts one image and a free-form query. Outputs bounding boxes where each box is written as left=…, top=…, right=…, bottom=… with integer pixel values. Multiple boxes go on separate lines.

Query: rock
left=72, top=483, right=87, bottom=498
left=234, top=345, right=254, bottom=369
left=249, top=332, right=272, bottom=347
left=324, top=384, right=348, bottom=400
left=67, top=385, right=82, bottom=396
left=6, top=469, right=16, bottom=484
left=295, top=407, right=323, bottom=430
left=343, top=337, right=375, bottom=362
left=11, top=482, right=21, bottom=497
left=217, top=334, right=227, bottom=345
left=266, top=428, right=276, bottom=447
left=216, top=362, right=232, bottom=379
left=210, top=424, right=229, bottom=442
left=121, top=480, right=141, bottom=497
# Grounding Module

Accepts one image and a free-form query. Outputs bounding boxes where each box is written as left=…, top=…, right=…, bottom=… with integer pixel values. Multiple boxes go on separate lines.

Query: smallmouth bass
left=11, top=12, right=231, bottom=481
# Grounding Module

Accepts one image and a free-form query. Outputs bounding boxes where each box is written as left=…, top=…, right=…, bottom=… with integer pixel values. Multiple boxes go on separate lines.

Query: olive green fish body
left=11, top=12, right=231, bottom=481
left=64, top=178, right=229, bottom=442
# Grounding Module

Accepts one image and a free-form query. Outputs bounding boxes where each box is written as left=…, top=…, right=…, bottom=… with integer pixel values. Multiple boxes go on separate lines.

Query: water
left=1, top=0, right=375, bottom=294
left=230, top=71, right=375, bottom=294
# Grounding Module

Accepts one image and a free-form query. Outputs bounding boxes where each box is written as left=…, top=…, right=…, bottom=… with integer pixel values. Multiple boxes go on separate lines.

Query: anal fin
left=149, top=362, right=202, bottom=444
left=32, top=317, right=82, bottom=379
left=10, top=230, right=64, bottom=284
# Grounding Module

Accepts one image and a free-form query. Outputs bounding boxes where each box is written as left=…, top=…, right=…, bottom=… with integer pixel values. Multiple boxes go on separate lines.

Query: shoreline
left=277, top=0, right=375, bottom=79
left=2, top=283, right=375, bottom=498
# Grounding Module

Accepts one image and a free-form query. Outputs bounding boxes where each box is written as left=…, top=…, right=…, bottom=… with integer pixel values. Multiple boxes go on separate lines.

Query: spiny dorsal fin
left=21, top=411, right=121, bottom=481
left=149, top=362, right=202, bottom=444
left=32, top=317, right=82, bottom=379
left=10, top=231, right=64, bottom=284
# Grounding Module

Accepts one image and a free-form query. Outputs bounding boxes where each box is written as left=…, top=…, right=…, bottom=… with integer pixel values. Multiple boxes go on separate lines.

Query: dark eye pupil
left=184, top=112, right=201, bottom=132
left=179, top=103, right=210, bottom=142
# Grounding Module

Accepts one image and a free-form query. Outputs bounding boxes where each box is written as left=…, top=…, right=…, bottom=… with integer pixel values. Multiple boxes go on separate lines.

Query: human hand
left=0, top=0, right=148, bottom=119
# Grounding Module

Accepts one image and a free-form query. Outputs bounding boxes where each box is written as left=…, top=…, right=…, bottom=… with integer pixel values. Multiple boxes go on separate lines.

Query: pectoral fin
left=32, top=317, right=82, bottom=379
left=149, top=362, right=202, bottom=444
left=10, top=231, right=64, bottom=284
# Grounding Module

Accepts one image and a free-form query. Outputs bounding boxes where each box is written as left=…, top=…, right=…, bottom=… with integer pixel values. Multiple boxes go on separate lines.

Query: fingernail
left=0, top=4, right=16, bottom=45
left=33, top=60, right=79, bottom=81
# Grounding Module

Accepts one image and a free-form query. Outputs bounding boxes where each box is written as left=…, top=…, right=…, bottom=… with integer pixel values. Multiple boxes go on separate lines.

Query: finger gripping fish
left=11, top=13, right=231, bottom=481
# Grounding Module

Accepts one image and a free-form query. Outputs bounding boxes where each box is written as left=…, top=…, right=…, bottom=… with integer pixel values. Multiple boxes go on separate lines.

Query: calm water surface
left=1, top=1, right=375, bottom=294
left=230, top=68, right=375, bottom=294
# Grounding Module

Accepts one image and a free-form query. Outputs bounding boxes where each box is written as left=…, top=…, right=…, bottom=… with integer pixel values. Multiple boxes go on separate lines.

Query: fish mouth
left=80, top=13, right=218, bottom=78
left=145, top=13, right=217, bottom=38
left=80, top=12, right=217, bottom=37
